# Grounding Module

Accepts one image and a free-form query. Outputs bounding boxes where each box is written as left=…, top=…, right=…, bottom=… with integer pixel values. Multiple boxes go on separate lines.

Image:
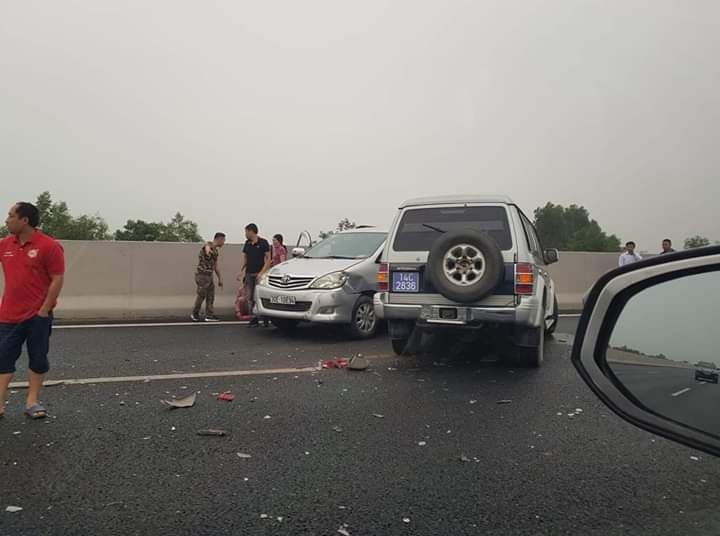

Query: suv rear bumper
left=374, top=292, right=543, bottom=328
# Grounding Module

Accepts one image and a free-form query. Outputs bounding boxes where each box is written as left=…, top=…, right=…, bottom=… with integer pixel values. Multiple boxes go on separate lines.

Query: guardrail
left=0, top=241, right=624, bottom=321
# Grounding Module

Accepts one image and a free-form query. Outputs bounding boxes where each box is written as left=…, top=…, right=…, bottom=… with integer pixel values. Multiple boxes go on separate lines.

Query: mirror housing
left=543, top=248, right=559, bottom=265
left=572, top=246, right=720, bottom=457
left=291, top=247, right=306, bottom=258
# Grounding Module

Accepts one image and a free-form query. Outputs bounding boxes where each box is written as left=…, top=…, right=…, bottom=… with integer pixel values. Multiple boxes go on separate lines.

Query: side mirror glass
left=292, top=247, right=306, bottom=258
left=544, top=248, right=559, bottom=265
left=572, top=248, right=720, bottom=457
left=606, top=270, right=720, bottom=436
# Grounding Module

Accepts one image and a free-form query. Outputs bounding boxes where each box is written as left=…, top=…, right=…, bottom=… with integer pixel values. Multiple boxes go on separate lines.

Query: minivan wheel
left=346, top=296, right=378, bottom=339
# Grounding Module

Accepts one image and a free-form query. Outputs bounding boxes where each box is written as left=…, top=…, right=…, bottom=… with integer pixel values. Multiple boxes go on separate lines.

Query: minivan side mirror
left=543, top=248, right=559, bottom=265
left=292, top=247, right=306, bottom=258
left=572, top=246, right=720, bottom=457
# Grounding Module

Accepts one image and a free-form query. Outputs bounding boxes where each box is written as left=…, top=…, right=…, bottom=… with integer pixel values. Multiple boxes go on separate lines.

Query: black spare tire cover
left=426, top=230, right=504, bottom=304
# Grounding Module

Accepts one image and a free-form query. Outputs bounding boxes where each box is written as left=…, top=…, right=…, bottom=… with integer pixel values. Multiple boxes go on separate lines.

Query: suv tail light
left=377, top=263, right=389, bottom=292
left=515, top=263, right=535, bottom=295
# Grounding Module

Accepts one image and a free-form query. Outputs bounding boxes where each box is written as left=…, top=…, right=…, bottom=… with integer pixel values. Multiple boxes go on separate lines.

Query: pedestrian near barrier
left=238, top=224, right=271, bottom=328
left=191, top=232, right=226, bottom=322
left=0, top=202, right=65, bottom=420
left=660, top=238, right=676, bottom=254
left=619, top=241, right=642, bottom=267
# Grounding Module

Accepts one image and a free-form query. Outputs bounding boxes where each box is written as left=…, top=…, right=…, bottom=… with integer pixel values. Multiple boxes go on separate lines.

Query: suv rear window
left=392, top=206, right=513, bottom=251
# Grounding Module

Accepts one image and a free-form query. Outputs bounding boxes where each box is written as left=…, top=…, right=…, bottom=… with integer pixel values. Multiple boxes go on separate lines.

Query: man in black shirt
left=239, top=223, right=271, bottom=327
left=660, top=238, right=676, bottom=254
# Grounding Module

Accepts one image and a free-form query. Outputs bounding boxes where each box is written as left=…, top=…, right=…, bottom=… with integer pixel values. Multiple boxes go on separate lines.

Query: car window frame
left=518, top=211, right=545, bottom=265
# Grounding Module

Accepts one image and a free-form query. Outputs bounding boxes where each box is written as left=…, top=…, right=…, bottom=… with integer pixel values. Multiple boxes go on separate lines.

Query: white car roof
left=336, top=227, right=388, bottom=234
left=399, top=195, right=515, bottom=209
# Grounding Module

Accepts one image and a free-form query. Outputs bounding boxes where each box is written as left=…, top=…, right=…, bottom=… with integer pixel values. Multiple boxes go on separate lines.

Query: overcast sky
left=1, top=1, right=719, bottom=249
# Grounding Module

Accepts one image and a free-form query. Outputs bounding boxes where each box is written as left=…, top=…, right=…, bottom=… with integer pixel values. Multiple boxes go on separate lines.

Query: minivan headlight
left=310, top=271, right=349, bottom=289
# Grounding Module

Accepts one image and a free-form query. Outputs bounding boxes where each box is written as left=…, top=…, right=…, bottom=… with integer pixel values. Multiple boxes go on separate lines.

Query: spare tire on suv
left=426, top=230, right=504, bottom=303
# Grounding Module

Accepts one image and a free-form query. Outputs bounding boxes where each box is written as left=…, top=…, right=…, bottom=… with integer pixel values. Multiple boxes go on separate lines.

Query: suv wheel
left=346, top=296, right=378, bottom=339
left=545, top=296, right=559, bottom=335
left=427, top=230, right=504, bottom=303
left=391, top=338, right=410, bottom=355
left=509, top=325, right=545, bottom=368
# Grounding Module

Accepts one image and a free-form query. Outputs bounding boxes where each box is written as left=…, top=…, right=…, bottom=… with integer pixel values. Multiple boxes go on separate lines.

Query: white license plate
left=270, top=295, right=296, bottom=305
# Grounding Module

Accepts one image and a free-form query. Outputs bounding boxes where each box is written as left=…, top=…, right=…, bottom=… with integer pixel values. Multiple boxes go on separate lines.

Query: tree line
left=2, top=193, right=716, bottom=250
left=0, top=192, right=201, bottom=242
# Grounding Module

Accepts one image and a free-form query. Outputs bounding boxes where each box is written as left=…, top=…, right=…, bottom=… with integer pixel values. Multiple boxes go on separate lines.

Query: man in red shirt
left=0, top=202, right=65, bottom=419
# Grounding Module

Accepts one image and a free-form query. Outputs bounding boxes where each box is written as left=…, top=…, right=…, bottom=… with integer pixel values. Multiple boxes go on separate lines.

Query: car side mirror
left=292, top=247, right=305, bottom=258
left=572, top=246, right=720, bottom=457
left=543, top=248, right=559, bottom=265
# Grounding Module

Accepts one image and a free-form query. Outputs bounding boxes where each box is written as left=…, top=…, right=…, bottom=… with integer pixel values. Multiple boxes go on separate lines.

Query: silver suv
left=374, top=195, right=559, bottom=367
left=256, top=228, right=387, bottom=338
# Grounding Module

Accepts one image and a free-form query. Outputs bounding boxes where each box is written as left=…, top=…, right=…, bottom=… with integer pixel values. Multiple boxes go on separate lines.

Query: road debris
left=348, top=356, right=369, bottom=371
left=196, top=429, right=228, bottom=437
left=459, top=454, right=471, bottom=463
left=372, top=414, right=385, bottom=419
left=496, top=399, right=512, bottom=405
left=322, top=358, right=349, bottom=369
left=263, top=415, right=272, bottom=420
left=469, top=400, right=478, bottom=405
left=418, top=441, right=427, bottom=447
left=690, top=456, right=700, bottom=461
left=333, top=426, right=344, bottom=433
left=403, top=518, right=411, bottom=524
left=237, top=453, right=252, bottom=459
left=217, top=391, right=235, bottom=402
left=260, top=514, right=269, bottom=519
left=338, top=527, right=351, bottom=536
left=6, top=506, right=23, bottom=513
left=160, top=393, right=197, bottom=409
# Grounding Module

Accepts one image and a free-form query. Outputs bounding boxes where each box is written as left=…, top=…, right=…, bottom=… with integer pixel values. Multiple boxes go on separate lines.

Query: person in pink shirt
left=272, top=234, right=288, bottom=267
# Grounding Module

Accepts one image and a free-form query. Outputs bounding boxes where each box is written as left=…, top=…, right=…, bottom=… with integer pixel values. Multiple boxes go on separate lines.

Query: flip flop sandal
left=25, top=403, right=47, bottom=420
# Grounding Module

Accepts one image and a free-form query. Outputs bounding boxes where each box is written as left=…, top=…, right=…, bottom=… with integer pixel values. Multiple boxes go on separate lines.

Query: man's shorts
left=0, top=314, right=53, bottom=374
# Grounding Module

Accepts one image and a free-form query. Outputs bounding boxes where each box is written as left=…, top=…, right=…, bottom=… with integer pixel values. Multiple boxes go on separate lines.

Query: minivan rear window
left=392, top=206, right=513, bottom=251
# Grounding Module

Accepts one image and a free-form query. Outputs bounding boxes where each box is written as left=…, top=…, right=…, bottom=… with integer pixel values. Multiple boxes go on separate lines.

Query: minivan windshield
left=304, top=232, right=386, bottom=259
left=393, top=206, right=513, bottom=251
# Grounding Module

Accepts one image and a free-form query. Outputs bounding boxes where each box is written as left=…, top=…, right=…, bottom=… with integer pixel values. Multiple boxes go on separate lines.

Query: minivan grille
left=268, top=275, right=314, bottom=290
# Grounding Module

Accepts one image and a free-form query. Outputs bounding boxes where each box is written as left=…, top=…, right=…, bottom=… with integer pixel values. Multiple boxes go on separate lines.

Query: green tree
left=114, top=213, right=201, bottom=242
left=684, top=235, right=710, bottom=249
left=533, top=203, right=620, bottom=252
left=318, top=218, right=357, bottom=240
left=31, top=191, right=110, bottom=240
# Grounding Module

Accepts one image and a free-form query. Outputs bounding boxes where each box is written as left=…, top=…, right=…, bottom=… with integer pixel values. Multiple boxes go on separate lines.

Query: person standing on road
left=619, top=241, right=643, bottom=267
left=272, top=234, right=288, bottom=267
left=191, top=232, right=226, bottom=322
left=238, top=224, right=271, bottom=328
left=0, top=202, right=65, bottom=420
left=660, top=239, right=676, bottom=254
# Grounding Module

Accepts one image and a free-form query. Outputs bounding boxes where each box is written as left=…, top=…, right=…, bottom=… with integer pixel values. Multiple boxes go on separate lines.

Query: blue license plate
left=392, top=271, right=420, bottom=293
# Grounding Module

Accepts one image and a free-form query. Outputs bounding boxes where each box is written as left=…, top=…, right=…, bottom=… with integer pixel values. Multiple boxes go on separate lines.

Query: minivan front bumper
left=256, top=284, right=357, bottom=324
left=374, top=292, right=543, bottom=328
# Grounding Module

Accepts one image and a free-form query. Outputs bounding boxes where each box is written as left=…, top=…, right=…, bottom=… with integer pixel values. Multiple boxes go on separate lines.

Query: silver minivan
left=256, top=228, right=387, bottom=338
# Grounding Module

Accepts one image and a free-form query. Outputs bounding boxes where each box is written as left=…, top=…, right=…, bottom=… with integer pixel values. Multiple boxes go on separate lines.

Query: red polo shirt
left=0, top=231, right=65, bottom=323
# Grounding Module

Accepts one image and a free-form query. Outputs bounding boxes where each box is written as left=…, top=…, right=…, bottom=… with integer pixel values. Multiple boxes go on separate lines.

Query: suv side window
left=520, top=213, right=544, bottom=265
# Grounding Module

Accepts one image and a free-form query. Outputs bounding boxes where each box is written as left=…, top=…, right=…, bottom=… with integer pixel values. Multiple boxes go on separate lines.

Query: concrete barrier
left=0, top=241, right=623, bottom=321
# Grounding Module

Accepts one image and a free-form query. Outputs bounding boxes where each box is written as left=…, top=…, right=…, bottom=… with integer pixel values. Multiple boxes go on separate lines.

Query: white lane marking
left=559, top=314, right=581, bottom=318
left=671, top=387, right=692, bottom=397
left=56, top=321, right=249, bottom=330
left=8, top=365, right=319, bottom=388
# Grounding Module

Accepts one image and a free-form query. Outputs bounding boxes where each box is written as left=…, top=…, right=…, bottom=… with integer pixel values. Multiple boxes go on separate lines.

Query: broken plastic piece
left=496, top=399, right=512, bottom=405
left=217, top=391, right=235, bottom=402
left=372, top=414, right=385, bottom=419
left=160, top=393, right=197, bottom=409
left=6, top=506, right=23, bottom=513
left=197, top=429, right=227, bottom=437
left=459, top=454, right=471, bottom=463
left=338, top=528, right=351, bottom=536
left=237, top=453, right=252, bottom=459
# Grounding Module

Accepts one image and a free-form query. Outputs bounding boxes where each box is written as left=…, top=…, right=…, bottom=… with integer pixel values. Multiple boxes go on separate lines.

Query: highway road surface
left=612, top=362, right=720, bottom=435
left=2, top=317, right=720, bottom=536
